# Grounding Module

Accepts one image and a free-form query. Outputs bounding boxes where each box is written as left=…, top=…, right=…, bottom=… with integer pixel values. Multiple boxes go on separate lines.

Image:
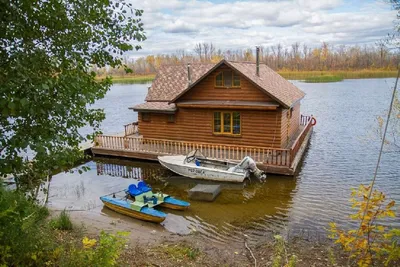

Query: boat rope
left=348, top=66, right=400, bottom=266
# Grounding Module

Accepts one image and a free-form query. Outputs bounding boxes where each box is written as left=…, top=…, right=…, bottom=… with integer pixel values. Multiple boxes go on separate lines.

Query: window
left=213, top=111, right=241, bottom=135
left=215, top=71, right=240, bottom=88
left=167, top=114, right=175, bottom=123
left=216, top=73, right=223, bottom=87
left=142, top=113, right=150, bottom=122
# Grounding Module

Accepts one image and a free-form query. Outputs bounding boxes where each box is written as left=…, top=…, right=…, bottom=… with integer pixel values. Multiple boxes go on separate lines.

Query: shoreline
left=95, top=70, right=397, bottom=84
left=57, top=209, right=348, bottom=266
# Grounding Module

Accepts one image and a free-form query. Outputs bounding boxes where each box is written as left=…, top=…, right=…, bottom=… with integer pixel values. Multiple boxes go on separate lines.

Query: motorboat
left=158, top=150, right=267, bottom=183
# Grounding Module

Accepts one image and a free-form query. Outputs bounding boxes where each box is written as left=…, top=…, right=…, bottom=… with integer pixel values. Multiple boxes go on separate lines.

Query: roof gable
left=177, top=63, right=275, bottom=103
left=144, top=60, right=305, bottom=108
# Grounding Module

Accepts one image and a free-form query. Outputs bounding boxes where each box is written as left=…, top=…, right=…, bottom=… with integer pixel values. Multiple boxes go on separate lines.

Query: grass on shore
left=50, top=209, right=73, bottom=230
left=304, top=75, right=343, bottom=83
left=278, top=70, right=397, bottom=80
left=96, top=74, right=155, bottom=84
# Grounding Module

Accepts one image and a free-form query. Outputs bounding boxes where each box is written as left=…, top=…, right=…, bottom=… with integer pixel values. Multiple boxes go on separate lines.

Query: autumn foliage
left=329, top=184, right=399, bottom=266
left=96, top=42, right=399, bottom=77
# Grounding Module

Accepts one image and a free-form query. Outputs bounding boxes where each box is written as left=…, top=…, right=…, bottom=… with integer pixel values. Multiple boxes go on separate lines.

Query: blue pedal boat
left=126, top=181, right=190, bottom=211
left=100, top=195, right=167, bottom=223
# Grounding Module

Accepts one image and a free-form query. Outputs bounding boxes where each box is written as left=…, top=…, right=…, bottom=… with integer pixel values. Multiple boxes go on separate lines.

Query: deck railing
left=300, top=114, right=312, bottom=126
left=96, top=115, right=314, bottom=168
left=95, top=136, right=292, bottom=166
left=290, top=116, right=314, bottom=162
left=124, top=121, right=138, bottom=136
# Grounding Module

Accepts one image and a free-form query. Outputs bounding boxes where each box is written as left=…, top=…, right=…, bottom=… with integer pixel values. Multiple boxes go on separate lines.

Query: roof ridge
left=227, top=60, right=268, bottom=65
left=158, top=62, right=216, bottom=67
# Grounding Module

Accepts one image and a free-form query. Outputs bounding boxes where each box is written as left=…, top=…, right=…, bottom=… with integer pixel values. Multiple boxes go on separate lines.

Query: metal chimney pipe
left=187, top=63, right=192, bottom=85
left=256, top=46, right=260, bottom=77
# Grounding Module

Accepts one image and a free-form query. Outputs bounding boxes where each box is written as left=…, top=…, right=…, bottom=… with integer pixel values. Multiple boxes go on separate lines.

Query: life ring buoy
left=311, top=117, right=317, bottom=126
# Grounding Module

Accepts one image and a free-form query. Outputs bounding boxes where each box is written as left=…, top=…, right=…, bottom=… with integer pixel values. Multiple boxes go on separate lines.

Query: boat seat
left=128, top=184, right=142, bottom=196
left=138, top=181, right=152, bottom=193
left=143, top=195, right=158, bottom=205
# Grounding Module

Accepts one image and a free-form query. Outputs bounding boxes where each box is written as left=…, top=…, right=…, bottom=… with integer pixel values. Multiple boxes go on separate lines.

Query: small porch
left=92, top=115, right=314, bottom=175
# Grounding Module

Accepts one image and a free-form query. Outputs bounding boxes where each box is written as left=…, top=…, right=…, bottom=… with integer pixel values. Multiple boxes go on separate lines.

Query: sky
left=126, top=0, right=397, bottom=57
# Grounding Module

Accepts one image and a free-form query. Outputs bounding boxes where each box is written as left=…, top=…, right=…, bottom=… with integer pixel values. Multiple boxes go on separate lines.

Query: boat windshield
left=185, top=149, right=206, bottom=163
left=193, top=150, right=206, bottom=159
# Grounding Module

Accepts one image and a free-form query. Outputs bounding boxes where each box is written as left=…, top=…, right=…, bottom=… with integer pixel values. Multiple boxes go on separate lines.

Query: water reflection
left=49, top=157, right=297, bottom=245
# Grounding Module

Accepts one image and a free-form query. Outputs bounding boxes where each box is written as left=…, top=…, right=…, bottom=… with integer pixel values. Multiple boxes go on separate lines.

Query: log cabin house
left=93, top=50, right=314, bottom=175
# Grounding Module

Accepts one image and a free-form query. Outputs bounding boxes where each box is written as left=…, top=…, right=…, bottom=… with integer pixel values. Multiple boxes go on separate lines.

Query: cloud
left=122, top=0, right=397, bottom=58
left=164, top=20, right=198, bottom=33
left=296, top=0, right=343, bottom=10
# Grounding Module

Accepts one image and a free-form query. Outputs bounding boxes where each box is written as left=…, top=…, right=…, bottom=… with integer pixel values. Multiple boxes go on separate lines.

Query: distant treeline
left=93, top=42, right=398, bottom=77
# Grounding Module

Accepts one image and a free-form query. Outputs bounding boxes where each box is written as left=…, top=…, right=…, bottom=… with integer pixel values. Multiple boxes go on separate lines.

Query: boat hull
left=159, top=196, right=190, bottom=211
left=101, top=197, right=166, bottom=223
left=158, top=155, right=246, bottom=183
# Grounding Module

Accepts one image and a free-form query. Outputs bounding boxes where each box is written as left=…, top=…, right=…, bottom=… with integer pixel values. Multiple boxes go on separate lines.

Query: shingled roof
left=130, top=102, right=176, bottom=113
left=141, top=59, right=305, bottom=109
left=145, top=63, right=216, bottom=102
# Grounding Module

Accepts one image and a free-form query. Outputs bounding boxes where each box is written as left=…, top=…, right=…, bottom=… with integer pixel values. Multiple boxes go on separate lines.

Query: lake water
left=49, top=78, right=400, bottom=245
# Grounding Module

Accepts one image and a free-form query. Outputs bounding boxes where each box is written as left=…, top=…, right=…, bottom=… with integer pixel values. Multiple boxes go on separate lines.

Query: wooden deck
left=92, top=116, right=314, bottom=175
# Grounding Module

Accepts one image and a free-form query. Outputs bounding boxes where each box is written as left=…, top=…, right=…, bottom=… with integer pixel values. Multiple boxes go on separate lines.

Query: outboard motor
left=236, top=156, right=267, bottom=182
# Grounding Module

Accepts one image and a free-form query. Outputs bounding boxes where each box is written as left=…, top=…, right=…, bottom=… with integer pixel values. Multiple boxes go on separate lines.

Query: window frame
left=167, top=114, right=175, bottom=123
left=214, top=70, right=241, bottom=88
left=141, top=112, right=151, bottom=122
left=213, top=111, right=241, bottom=136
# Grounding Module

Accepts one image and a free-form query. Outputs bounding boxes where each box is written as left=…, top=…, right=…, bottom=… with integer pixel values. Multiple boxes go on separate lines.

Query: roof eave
left=131, top=108, right=176, bottom=114
left=289, top=96, right=305, bottom=108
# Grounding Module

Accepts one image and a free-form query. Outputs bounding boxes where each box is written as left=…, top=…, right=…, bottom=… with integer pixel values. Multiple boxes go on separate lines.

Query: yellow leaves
left=387, top=200, right=395, bottom=209
left=329, top=222, right=337, bottom=229
left=377, top=225, right=385, bottom=232
left=377, top=116, right=384, bottom=129
left=329, top=183, right=399, bottom=266
left=82, top=237, right=97, bottom=249
left=386, top=210, right=395, bottom=218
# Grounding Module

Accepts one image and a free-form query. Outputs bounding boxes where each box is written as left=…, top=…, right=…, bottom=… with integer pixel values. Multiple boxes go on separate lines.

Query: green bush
left=50, top=210, right=73, bottom=230
left=59, top=231, right=128, bottom=267
left=0, top=184, right=55, bottom=266
left=0, top=184, right=128, bottom=266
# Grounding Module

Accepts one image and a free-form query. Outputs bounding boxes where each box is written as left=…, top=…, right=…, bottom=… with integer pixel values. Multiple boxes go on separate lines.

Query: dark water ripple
left=49, top=79, right=400, bottom=245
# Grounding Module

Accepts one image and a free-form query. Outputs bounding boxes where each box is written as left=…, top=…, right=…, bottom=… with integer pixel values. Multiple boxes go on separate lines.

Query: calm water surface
left=49, top=79, right=400, bottom=245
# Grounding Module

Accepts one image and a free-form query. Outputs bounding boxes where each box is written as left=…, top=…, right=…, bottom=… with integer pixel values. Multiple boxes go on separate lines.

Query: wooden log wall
left=138, top=108, right=283, bottom=148
left=280, top=102, right=301, bottom=147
